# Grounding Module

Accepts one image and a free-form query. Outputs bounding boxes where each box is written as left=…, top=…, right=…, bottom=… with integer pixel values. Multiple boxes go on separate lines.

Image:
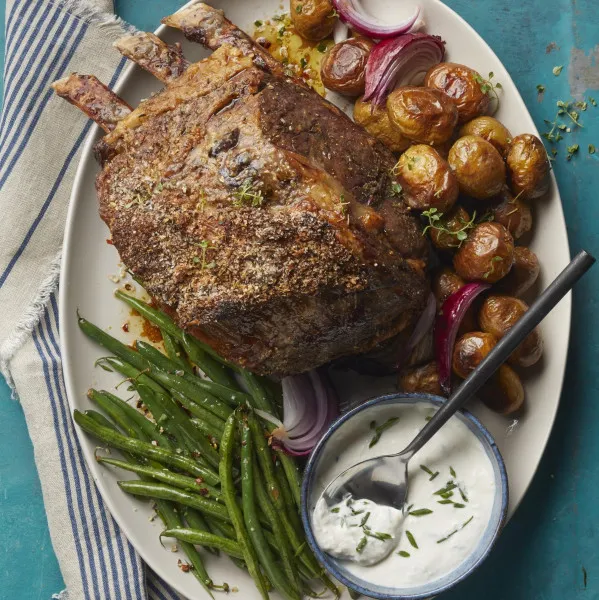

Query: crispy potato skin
left=479, top=295, right=543, bottom=367
left=496, top=246, right=540, bottom=297
left=448, top=135, right=506, bottom=199
left=290, top=0, right=335, bottom=41
left=394, top=145, right=458, bottom=212
left=482, top=364, right=525, bottom=415
left=399, top=362, right=442, bottom=395
left=454, top=222, right=515, bottom=283
left=429, top=206, right=472, bottom=251
left=452, top=331, right=497, bottom=379
left=321, top=38, right=373, bottom=96
left=491, top=187, right=533, bottom=240
left=425, top=62, right=491, bottom=123
left=506, top=134, right=550, bottom=200
left=459, top=116, right=512, bottom=156
left=387, top=86, right=458, bottom=145
left=354, top=96, right=411, bottom=152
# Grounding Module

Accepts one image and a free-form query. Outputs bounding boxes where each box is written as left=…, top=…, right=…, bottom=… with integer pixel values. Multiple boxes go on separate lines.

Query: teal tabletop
left=1, top=1, right=598, bottom=598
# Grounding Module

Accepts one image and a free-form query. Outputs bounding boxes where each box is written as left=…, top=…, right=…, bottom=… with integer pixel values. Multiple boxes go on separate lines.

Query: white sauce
left=311, top=403, right=496, bottom=589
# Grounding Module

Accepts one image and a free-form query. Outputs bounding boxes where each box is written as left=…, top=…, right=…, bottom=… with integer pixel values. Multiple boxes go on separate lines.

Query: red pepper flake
left=106, top=238, right=114, bottom=245
left=199, top=488, right=209, bottom=497
left=177, top=559, right=192, bottom=573
left=272, top=489, right=280, bottom=501
left=122, top=322, right=129, bottom=332
left=195, top=477, right=205, bottom=485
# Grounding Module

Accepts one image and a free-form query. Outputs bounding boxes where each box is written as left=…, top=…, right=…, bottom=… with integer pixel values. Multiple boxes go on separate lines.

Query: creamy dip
left=311, top=403, right=496, bottom=588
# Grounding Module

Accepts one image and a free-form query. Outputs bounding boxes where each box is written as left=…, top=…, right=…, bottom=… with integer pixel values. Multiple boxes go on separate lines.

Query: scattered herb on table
left=582, top=566, right=588, bottom=588
left=552, top=65, right=563, bottom=76
left=589, top=144, right=596, bottom=155
left=369, top=417, right=400, bottom=448
left=437, top=516, right=474, bottom=544
left=537, top=84, right=546, bottom=93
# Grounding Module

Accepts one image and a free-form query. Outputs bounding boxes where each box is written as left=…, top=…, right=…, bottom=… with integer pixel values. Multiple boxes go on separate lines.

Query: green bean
left=89, top=389, right=172, bottom=449
left=181, top=332, right=239, bottom=389
left=220, top=412, right=269, bottom=600
left=162, top=528, right=244, bottom=559
left=240, top=371, right=277, bottom=415
left=98, top=357, right=167, bottom=396
left=136, top=340, right=251, bottom=407
left=241, top=421, right=299, bottom=600
left=84, top=409, right=122, bottom=432
left=181, top=507, right=220, bottom=556
left=118, top=480, right=231, bottom=522
left=172, top=390, right=226, bottom=434
left=96, top=456, right=221, bottom=500
left=191, top=418, right=221, bottom=443
left=114, top=290, right=237, bottom=369
left=87, top=388, right=138, bottom=438
left=275, top=461, right=303, bottom=533
left=161, top=330, right=193, bottom=374
left=74, top=410, right=219, bottom=485
left=205, top=517, right=236, bottom=540
left=276, top=450, right=302, bottom=509
left=254, top=457, right=299, bottom=595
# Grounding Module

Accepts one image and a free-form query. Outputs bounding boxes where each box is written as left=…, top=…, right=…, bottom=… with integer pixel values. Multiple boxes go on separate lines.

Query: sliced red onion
left=434, top=283, right=490, bottom=394
left=396, top=292, right=436, bottom=369
left=332, top=0, right=421, bottom=39
left=272, top=369, right=338, bottom=456
left=333, top=20, right=350, bottom=44
left=364, top=33, right=445, bottom=106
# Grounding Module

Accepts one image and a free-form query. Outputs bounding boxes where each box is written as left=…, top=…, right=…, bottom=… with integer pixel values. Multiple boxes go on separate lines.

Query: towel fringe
left=52, top=0, right=136, bottom=35
left=0, top=251, right=62, bottom=390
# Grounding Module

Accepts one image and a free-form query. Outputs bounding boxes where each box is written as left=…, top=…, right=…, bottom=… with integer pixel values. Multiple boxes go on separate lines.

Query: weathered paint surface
left=0, top=0, right=598, bottom=598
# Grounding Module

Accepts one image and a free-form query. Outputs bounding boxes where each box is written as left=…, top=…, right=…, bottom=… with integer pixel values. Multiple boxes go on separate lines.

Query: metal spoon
left=321, top=250, right=595, bottom=510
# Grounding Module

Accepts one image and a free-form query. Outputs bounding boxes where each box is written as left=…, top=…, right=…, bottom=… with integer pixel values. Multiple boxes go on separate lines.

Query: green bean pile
left=75, top=291, right=338, bottom=599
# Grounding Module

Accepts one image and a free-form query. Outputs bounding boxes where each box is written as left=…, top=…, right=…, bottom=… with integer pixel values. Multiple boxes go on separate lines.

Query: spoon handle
left=400, top=249, right=595, bottom=458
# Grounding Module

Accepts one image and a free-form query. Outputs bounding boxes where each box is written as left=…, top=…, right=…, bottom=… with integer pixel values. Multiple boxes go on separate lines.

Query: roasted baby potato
left=482, top=364, right=525, bottom=415
left=452, top=331, right=497, bottom=379
left=354, top=96, right=411, bottom=152
left=428, top=206, right=473, bottom=251
left=459, top=116, right=512, bottom=156
left=479, top=295, right=543, bottom=367
left=320, top=38, right=373, bottom=96
left=424, top=62, right=491, bottom=123
left=453, top=222, right=514, bottom=283
left=491, top=187, right=533, bottom=240
left=496, top=246, right=540, bottom=297
left=394, top=145, right=458, bottom=212
left=290, top=0, right=335, bottom=41
left=386, top=86, right=458, bottom=145
left=506, top=134, right=551, bottom=200
left=398, top=362, right=442, bottom=395
left=448, top=135, right=506, bottom=199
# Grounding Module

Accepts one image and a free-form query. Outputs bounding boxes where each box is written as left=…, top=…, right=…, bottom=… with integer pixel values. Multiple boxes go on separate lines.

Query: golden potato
left=321, top=38, right=373, bottom=96
left=394, top=145, right=458, bottom=211
left=491, top=187, right=533, bottom=240
left=398, top=362, right=442, bottom=396
left=459, top=116, right=512, bottom=156
left=479, top=295, right=543, bottom=367
left=354, top=96, right=411, bottom=153
left=496, top=246, right=540, bottom=297
left=290, top=0, right=335, bottom=41
left=506, top=134, right=551, bottom=200
left=452, top=331, right=497, bottom=379
left=448, top=135, right=506, bottom=199
left=424, top=62, right=491, bottom=123
left=428, top=206, right=473, bottom=251
left=453, top=222, right=515, bottom=283
left=482, top=364, right=525, bottom=415
left=386, top=86, right=458, bottom=145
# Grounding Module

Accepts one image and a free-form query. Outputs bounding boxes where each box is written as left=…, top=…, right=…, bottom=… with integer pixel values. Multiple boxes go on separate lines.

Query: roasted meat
left=53, top=3, right=429, bottom=375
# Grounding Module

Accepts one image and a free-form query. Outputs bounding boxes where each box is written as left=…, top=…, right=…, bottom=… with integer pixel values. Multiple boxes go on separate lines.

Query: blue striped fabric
left=1, top=0, right=187, bottom=598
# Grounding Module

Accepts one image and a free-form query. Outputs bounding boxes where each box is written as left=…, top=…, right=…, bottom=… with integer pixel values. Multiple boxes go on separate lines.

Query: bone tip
left=51, top=75, right=72, bottom=92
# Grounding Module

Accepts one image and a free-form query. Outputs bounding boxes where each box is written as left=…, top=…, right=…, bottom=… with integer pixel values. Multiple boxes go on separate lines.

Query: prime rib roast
left=53, top=2, right=429, bottom=376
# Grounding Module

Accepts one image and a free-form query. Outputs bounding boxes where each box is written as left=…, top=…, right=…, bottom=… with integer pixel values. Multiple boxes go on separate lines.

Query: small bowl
left=301, top=393, right=509, bottom=599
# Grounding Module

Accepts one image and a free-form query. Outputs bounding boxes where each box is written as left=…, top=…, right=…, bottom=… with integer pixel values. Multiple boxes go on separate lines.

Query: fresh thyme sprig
left=473, top=71, right=503, bottom=104
left=422, top=208, right=476, bottom=246
left=233, top=181, right=264, bottom=207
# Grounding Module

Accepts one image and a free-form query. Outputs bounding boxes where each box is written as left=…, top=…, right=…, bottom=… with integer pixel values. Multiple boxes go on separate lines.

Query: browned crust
left=114, top=32, right=189, bottom=83
left=51, top=74, right=131, bottom=132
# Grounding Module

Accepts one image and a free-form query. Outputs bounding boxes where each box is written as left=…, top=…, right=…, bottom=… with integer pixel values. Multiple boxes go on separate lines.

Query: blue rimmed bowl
left=301, top=393, right=509, bottom=599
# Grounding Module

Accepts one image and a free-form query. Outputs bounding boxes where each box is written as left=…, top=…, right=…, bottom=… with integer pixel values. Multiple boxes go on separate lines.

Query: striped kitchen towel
left=0, top=1, right=185, bottom=599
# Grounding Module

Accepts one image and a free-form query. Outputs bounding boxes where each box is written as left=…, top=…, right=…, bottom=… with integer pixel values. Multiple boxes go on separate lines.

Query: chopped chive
left=364, top=527, right=392, bottom=541
left=434, top=482, right=457, bottom=496
left=425, top=415, right=432, bottom=422
left=351, top=509, right=365, bottom=516
left=453, top=503, right=466, bottom=509
left=398, top=550, right=411, bottom=557
left=369, top=420, right=376, bottom=430
left=440, top=491, right=454, bottom=500
left=409, top=509, right=433, bottom=516
left=369, top=417, right=400, bottom=448
left=458, top=486, right=469, bottom=503
left=437, top=516, right=474, bottom=543
left=420, top=465, right=434, bottom=476
left=330, top=507, right=340, bottom=513
left=406, top=531, right=418, bottom=549
left=359, top=512, right=371, bottom=527
left=429, top=471, right=440, bottom=481
left=437, top=499, right=453, bottom=505
left=450, top=466, right=457, bottom=478
left=356, top=537, right=367, bottom=553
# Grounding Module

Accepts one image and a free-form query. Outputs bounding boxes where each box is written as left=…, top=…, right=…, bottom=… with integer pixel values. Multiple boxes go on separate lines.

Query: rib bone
left=114, top=32, right=189, bottom=83
left=52, top=74, right=131, bottom=132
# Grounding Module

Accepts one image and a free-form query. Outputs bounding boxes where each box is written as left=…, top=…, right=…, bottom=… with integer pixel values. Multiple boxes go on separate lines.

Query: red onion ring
left=364, top=33, right=445, bottom=106
left=434, top=283, right=490, bottom=394
left=332, top=0, right=421, bottom=39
